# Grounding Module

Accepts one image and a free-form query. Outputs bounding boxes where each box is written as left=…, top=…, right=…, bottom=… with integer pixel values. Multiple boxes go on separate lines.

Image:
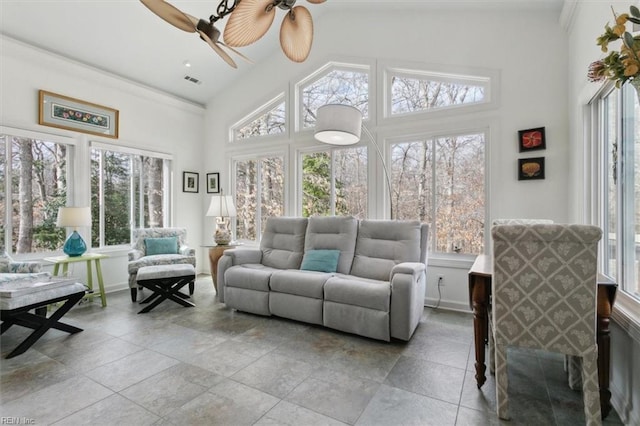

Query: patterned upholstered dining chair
left=127, top=228, right=196, bottom=302
left=491, top=224, right=603, bottom=425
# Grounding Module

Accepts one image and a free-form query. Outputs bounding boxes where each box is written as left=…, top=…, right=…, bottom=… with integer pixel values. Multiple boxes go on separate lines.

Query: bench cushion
left=1, top=282, right=86, bottom=310
left=137, top=264, right=195, bottom=281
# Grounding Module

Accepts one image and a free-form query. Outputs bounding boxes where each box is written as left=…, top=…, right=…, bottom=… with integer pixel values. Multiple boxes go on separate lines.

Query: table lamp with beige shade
left=56, top=207, right=91, bottom=257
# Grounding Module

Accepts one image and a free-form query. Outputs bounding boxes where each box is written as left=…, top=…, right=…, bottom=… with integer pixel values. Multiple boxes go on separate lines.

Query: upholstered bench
left=1, top=278, right=86, bottom=359
left=136, top=264, right=196, bottom=313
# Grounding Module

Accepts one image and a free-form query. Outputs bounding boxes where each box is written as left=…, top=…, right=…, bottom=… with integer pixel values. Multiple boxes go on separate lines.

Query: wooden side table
left=43, top=253, right=109, bottom=307
left=203, top=244, right=238, bottom=293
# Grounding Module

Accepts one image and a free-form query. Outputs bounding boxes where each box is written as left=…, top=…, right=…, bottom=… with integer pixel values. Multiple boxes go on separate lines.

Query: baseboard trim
left=424, top=297, right=470, bottom=313
left=610, top=379, right=635, bottom=425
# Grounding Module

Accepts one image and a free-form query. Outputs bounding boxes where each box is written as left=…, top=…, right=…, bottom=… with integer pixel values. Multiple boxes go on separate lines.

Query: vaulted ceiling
left=0, top=0, right=564, bottom=107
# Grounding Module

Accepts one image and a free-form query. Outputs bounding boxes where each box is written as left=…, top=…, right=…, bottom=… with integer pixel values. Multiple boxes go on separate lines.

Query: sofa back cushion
left=304, top=216, right=358, bottom=274
left=260, top=217, right=308, bottom=269
left=351, top=220, right=427, bottom=281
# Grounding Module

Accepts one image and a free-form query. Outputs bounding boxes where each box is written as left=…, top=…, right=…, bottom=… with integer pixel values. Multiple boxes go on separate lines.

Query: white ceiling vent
left=183, top=75, right=202, bottom=85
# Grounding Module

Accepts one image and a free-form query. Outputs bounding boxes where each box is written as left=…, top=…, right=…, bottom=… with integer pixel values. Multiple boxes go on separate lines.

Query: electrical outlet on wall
left=437, top=274, right=445, bottom=286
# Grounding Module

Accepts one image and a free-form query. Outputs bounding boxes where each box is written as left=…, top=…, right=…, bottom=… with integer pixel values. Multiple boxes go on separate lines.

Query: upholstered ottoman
left=136, top=264, right=196, bottom=313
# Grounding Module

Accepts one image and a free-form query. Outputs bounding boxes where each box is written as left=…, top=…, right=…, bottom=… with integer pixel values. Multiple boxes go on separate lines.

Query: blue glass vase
left=63, top=230, right=87, bottom=257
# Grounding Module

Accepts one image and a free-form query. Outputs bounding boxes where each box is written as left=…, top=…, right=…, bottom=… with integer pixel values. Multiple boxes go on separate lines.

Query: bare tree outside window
left=301, top=69, right=369, bottom=129
left=235, top=101, right=286, bottom=140
left=91, top=148, right=168, bottom=247
left=1, top=135, right=67, bottom=254
left=391, top=75, right=486, bottom=116
left=392, top=133, right=485, bottom=254
left=235, top=156, right=284, bottom=241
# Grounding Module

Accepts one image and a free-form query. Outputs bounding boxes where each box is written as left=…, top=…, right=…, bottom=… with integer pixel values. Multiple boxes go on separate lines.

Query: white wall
left=566, top=2, right=640, bottom=424
left=0, top=36, right=207, bottom=291
left=204, top=6, right=569, bottom=311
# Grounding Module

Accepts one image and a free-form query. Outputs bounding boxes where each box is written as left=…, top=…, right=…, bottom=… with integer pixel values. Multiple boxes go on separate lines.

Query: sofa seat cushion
left=324, top=275, right=390, bottom=311
left=128, top=254, right=195, bottom=274
left=224, top=264, right=279, bottom=292
left=270, top=270, right=333, bottom=299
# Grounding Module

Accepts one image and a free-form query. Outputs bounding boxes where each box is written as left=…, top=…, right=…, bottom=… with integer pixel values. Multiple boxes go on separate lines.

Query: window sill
left=611, top=291, right=640, bottom=343
left=427, top=253, right=477, bottom=269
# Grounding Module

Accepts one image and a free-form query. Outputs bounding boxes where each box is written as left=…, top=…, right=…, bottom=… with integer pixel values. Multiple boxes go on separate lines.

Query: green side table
left=43, top=253, right=109, bottom=307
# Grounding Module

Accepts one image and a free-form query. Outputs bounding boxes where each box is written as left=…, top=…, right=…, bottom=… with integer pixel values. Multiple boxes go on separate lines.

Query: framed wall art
left=38, top=90, right=119, bottom=138
left=518, top=127, right=545, bottom=152
left=518, top=157, right=545, bottom=181
left=183, top=171, right=199, bottom=193
left=207, top=173, right=220, bottom=194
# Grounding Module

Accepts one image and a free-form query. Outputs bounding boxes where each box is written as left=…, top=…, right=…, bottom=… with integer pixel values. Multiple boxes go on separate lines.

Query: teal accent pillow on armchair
left=300, top=249, right=340, bottom=273
left=144, top=237, right=179, bottom=255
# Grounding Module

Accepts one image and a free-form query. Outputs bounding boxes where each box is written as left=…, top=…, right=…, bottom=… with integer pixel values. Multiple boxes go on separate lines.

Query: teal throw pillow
left=300, top=249, right=340, bottom=273
left=145, top=237, right=178, bottom=255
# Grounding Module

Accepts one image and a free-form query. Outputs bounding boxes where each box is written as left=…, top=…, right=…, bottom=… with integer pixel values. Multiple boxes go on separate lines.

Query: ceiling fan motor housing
left=277, top=0, right=297, bottom=11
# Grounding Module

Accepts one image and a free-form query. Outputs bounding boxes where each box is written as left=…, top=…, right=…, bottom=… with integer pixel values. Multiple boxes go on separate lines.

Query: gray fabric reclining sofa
left=217, top=216, right=428, bottom=341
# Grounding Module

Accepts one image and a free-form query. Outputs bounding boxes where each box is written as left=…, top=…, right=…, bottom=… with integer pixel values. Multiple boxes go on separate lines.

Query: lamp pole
left=361, top=124, right=394, bottom=219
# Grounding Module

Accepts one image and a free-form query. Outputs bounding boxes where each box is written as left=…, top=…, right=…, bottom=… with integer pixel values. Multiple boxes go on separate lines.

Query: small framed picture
left=518, top=127, right=546, bottom=152
left=518, top=157, right=545, bottom=181
left=207, top=173, right=220, bottom=194
left=183, top=171, right=199, bottom=193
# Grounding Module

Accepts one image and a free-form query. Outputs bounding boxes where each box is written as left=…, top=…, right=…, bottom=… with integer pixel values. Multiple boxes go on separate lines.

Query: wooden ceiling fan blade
left=223, top=0, right=276, bottom=47
left=139, top=0, right=195, bottom=33
left=220, top=43, right=255, bottom=64
left=199, top=30, right=238, bottom=68
left=307, top=0, right=326, bottom=4
left=280, top=6, right=313, bottom=63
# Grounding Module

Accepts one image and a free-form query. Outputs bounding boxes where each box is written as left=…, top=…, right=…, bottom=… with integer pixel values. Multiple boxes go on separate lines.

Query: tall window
left=234, top=155, right=285, bottom=241
left=391, top=132, right=486, bottom=254
left=91, top=144, right=171, bottom=247
left=300, top=147, right=368, bottom=218
left=595, top=83, right=640, bottom=301
left=1, top=130, right=70, bottom=254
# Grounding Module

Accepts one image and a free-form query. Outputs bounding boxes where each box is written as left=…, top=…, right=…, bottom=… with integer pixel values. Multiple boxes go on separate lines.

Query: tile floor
left=1, top=276, right=625, bottom=425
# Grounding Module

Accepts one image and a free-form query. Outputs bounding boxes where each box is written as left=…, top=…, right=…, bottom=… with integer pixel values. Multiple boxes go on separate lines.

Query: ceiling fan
left=140, top=0, right=326, bottom=67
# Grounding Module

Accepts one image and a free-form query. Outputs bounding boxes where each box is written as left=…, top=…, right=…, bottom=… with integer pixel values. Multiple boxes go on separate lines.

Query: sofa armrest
left=391, top=262, right=426, bottom=278
left=389, top=262, right=427, bottom=341
left=216, top=248, right=263, bottom=302
left=223, top=248, right=263, bottom=265
left=179, top=245, right=195, bottom=256
left=128, top=249, right=143, bottom=262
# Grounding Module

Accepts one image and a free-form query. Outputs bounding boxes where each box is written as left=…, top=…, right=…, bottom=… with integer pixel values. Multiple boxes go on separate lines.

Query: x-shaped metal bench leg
left=1, top=291, right=85, bottom=359
left=138, top=276, right=195, bottom=314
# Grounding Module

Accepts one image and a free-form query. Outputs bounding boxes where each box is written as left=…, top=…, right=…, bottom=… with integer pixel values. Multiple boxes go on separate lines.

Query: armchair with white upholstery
left=491, top=224, right=602, bottom=425
left=127, top=228, right=196, bottom=302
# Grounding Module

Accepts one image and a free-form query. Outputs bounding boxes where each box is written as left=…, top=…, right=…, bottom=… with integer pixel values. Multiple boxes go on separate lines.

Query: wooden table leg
left=94, top=259, right=107, bottom=307
left=597, top=285, right=614, bottom=419
left=471, top=274, right=489, bottom=388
